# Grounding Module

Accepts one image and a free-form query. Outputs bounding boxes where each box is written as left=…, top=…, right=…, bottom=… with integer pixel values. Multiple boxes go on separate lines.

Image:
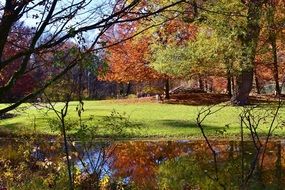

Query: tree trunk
left=60, top=104, right=74, bottom=190
left=253, top=66, right=261, bottom=94
left=234, top=69, right=254, bottom=105
left=126, top=82, right=131, bottom=96
left=271, top=36, right=281, bottom=95
left=255, top=72, right=261, bottom=94
left=231, top=1, right=263, bottom=105
left=116, top=83, right=120, bottom=98
left=267, top=2, right=281, bottom=95
left=227, top=70, right=232, bottom=97
left=225, top=58, right=232, bottom=96
left=165, top=78, right=170, bottom=99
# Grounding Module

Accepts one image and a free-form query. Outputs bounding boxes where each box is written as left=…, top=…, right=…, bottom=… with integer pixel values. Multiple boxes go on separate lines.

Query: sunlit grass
left=0, top=100, right=284, bottom=139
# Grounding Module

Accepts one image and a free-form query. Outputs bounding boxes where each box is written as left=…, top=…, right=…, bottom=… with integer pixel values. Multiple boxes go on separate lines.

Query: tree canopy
left=1, top=0, right=285, bottom=107
left=0, top=0, right=188, bottom=114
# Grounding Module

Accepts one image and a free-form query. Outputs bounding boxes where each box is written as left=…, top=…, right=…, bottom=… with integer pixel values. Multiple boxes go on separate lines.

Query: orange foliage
left=103, top=37, right=161, bottom=82
left=101, top=4, right=197, bottom=83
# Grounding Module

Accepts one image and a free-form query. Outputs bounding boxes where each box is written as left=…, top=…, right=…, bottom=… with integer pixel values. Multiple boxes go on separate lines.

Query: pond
left=0, top=138, right=284, bottom=189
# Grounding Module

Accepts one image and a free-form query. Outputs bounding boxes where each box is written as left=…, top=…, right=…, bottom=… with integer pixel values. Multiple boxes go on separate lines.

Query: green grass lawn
left=0, top=100, right=284, bottom=139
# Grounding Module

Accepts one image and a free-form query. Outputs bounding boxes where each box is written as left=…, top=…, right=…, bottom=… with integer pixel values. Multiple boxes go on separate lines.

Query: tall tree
left=233, top=0, right=267, bottom=105
left=151, top=0, right=271, bottom=104
left=101, top=0, right=195, bottom=98
left=267, top=0, right=281, bottom=95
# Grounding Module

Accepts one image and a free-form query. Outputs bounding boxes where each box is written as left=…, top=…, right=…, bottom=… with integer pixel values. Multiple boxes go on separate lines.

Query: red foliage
left=0, top=23, right=36, bottom=100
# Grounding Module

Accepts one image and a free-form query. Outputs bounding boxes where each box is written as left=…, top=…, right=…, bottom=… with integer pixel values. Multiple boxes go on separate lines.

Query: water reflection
left=107, top=141, right=285, bottom=189
left=0, top=139, right=284, bottom=189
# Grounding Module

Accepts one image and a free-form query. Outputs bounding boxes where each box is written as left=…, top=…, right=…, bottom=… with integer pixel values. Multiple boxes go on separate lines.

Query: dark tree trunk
left=267, top=2, right=281, bottom=95
left=269, top=31, right=281, bottom=95
left=165, top=78, right=170, bottom=99
left=254, top=66, right=261, bottom=94
left=116, top=83, right=121, bottom=98
left=225, top=58, right=233, bottom=96
left=231, top=1, right=264, bottom=105
left=234, top=69, right=254, bottom=105
left=87, top=73, right=96, bottom=98
left=272, top=37, right=281, bottom=95
left=255, top=73, right=261, bottom=94
left=227, top=70, right=232, bottom=97
left=126, top=82, right=131, bottom=96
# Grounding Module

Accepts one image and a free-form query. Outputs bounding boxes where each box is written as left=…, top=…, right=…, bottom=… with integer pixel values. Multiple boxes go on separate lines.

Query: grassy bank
left=0, top=100, right=284, bottom=139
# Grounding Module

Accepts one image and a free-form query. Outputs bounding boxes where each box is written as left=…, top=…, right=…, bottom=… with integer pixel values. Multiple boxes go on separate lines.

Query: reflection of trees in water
left=0, top=139, right=285, bottom=189
left=108, top=140, right=285, bottom=189
left=109, top=141, right=191, bottom=189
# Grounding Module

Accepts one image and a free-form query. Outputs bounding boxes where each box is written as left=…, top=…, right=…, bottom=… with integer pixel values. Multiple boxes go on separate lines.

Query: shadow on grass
left=94, top=117, right=224, bottom=133
left=0, top=122, right=23, bottom=130
left=158, top=119, right=197, bottom=128
left=156, top=119, right=227, bottom=134
left=0, top=122, right=26, bottom=136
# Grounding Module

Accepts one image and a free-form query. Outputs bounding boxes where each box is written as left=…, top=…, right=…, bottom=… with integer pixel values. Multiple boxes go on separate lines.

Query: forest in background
left=1, top=0, right=285, bottom=108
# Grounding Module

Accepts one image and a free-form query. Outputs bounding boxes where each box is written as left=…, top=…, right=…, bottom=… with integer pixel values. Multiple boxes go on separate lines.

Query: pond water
left=0, top=138, right=284, bottom=189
